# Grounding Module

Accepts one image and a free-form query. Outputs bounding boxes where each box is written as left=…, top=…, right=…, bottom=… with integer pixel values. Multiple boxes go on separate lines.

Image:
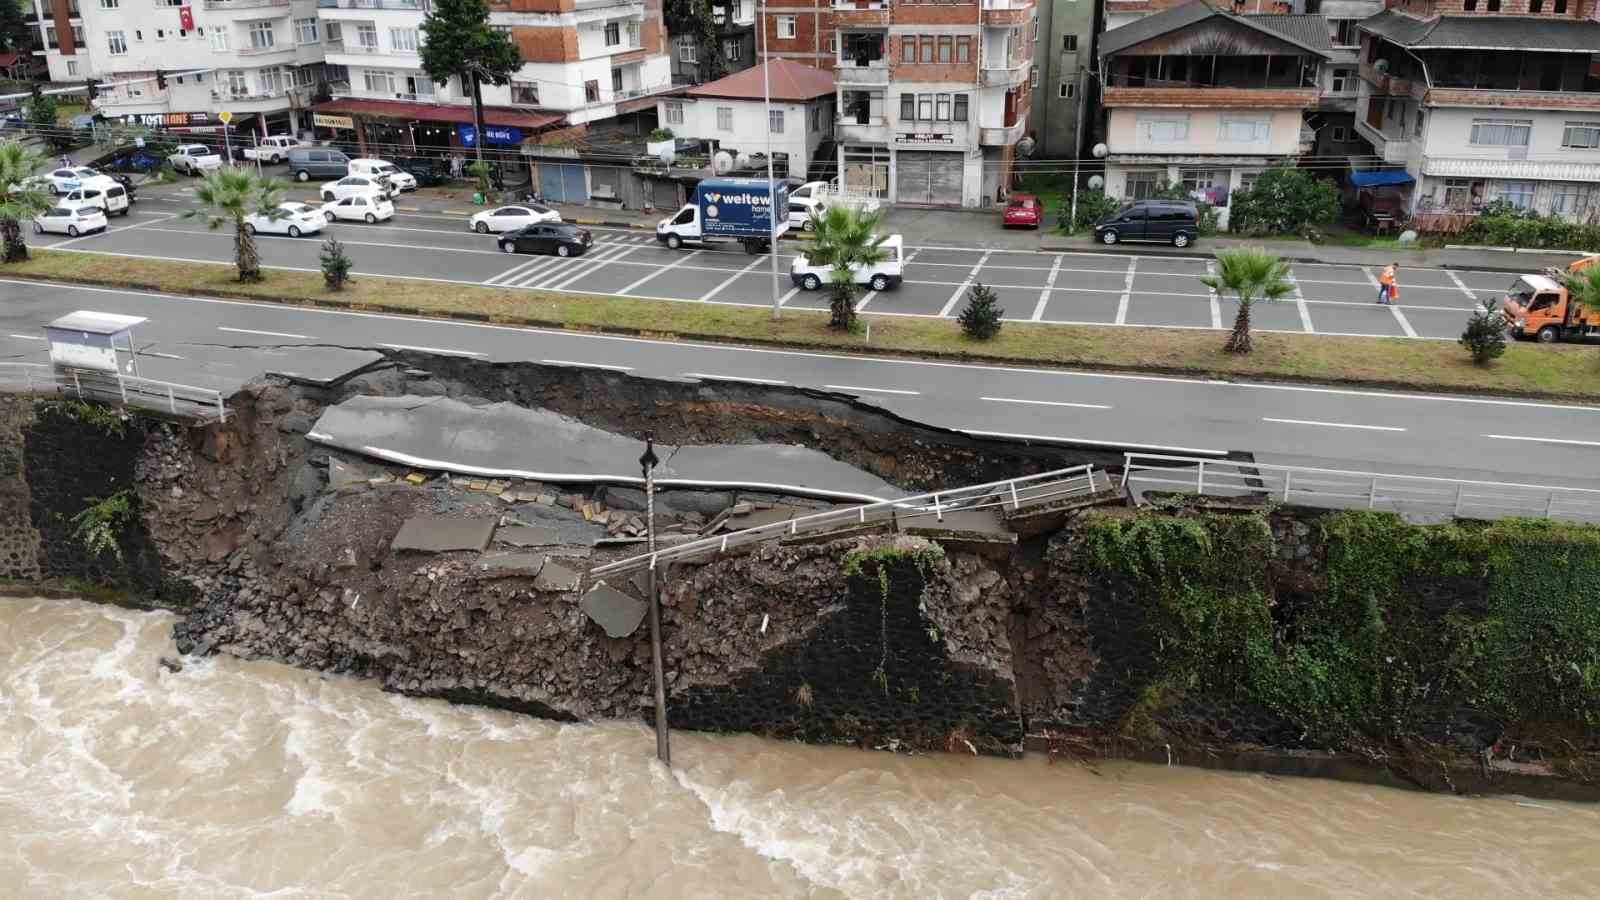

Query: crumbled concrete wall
left=0, top=396, right=41, bottom=582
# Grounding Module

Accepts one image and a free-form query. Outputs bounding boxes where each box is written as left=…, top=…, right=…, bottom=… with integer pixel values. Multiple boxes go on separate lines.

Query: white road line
left=6, top=333, right=43, bottom=341
left=1288, top=275, right=1314, bottom=333
left=937, top=280, right=972, bottom=318
left=698, top=256, right=766, bottom=303
left=137, top=225, right=512, bottom=258
left=776, top=285, right=801, bottom=307
left=1484, top=434, right=1600, bottom=447
left=618, top=248, right=703, bottom=295
left=1116, top=257, right=1136, bottom=326
left=140, top=350, right=185, bottom=360
left=1446, top=270, right=1478, bottom=300
left=540, top=359, right=633, bottom=372
left=54, top=213, right=178, bottom=249
left=1263, top=417, right=1407, bottom=432
left=217, top=326, right=313, bottom=339
left=981, top=396, right=1111, bottom=410
left=545, top=245, right=641, bottom=292
left=823, top=384, right=921, bottom=395
left=682, top=372, right=788, bottom=385
left=380, top=342, right=485, bottom=357
left=854, top=290, right=878, bottom=313
left=504, top=256, right=573, bottom=287
left=482, top=256, right=551, bottom=286
left=1359, top=266, right=1381, bottom=289
left=961, top=429, right=1228, bottom=456
left=1206, top=259, right=1221, bottom=330
left=1032, top=254, right=1062, bottom=322
left=1390, top=304, right=1419, bottom=338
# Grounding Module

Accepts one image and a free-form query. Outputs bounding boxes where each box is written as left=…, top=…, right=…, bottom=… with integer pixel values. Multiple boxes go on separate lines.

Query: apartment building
left=759, top=0, right=836, bottom=70
left=24, top=0, right=84, bottom=82
left=1309, top=0, right=1381, bottom=161
left=668, top=0, right=757, bottom=84
left=1095, top=0, right=1333, bottom=227
left=657, top=59, right=834, bottom=173
left=1355, top=0, right=1600, bottom=222
left=1030, top=0, right=1095, bottom=159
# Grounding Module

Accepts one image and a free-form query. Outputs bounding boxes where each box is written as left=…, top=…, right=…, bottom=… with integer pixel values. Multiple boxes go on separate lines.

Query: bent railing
left=0, top=363, right=229, bottom=422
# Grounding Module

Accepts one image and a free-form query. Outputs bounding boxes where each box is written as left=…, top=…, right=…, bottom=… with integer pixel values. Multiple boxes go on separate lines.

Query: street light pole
left=760, top=4, right=782, bottom=321
left=640, top=432, right=671, bottom=766
left=1069, top=69, right=1084, bottom=230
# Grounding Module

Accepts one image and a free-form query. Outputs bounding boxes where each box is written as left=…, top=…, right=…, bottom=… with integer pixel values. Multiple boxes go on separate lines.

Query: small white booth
left=43, top=311, right=149, bottom=377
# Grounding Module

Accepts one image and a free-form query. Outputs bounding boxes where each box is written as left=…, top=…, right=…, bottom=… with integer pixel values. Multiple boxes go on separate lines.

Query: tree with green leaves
left=0, top=140, right=52, bottom=262
left=1228, top=165, right=1341, bottom=237
left=26, top=91, right=57, bottom=131
left=1459, top=297, right=1507, bottom=365
left=806, top=205, right=888, bottom=331
left=183, top=168, right=286, bottom=282
left=321, top=237, right=354, bottom=291
left=1200, top=248, right=1293, bottom=354
left=0, top=0, right=32, bottom=53
left=1556, top=261, right=1600, bottom=324
left=420, top=0, right=522, bottom=163
left=958, top=281, right=1004, bottom=340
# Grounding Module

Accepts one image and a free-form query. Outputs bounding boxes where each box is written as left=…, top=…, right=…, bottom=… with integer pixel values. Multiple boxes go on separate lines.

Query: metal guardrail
left=1122, top=453, right=1600, bottom=523
left=591, top=464, right=1107, bottom=577
left=0, top=364, right=229, bottom=422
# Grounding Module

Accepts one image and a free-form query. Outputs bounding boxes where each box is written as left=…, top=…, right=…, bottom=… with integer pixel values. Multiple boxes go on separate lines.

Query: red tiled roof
left=311, top=98, right=563, bottom=130
left=1101, top=86, right=1319, bottom=109
left=683, top=60, right=835, bottom=103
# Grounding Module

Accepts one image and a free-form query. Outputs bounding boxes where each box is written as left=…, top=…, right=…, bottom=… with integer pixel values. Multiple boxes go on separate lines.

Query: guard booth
left=40, top=311, right=229, bottom=420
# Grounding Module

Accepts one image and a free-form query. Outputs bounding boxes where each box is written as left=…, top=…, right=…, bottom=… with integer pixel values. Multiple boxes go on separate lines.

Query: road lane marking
left=379, top=342, right=485, bottom=357
left=1205, top=259, right=1221, bottom=329
left=482, top=256, right=554, bottom=285
left=543, top=245, right=641, bottom=292
left=776, top=285, right=801, bottom=307
left=217, top=326, right=313, bottom=339
left=682, top=372, right=788, bottom=385
left=1263, top=417, right=1406, bottom=432
left=54, top=213, right=179, bottom=249
left=1390, top=304, right=1419, bottom=338
left=1032, top=254, right=1062, bottom=322
left=1116, top=257, right=1136, bottom=326
left=1359, top=266, right=1381, bottom=289
left=1288, top=275, right=1314, bottom=333
left=618, top=248, right=703, bottom=295
left=500, top=255, right=572, bottom=287
left=541, top=359, right=633, bottom=372
left=139, top=350, right=185, bottom=360
left=981, top=396, right=1111, bottom=410
left=1484, top=434, right=1600, bottom=447
left=823, top=384, right=921, bottom=395
left=937, top=281, right=971, bottom=318
left=961, top=429, right=1227, bottom=455
left=1447, top=270, right=1478, bottom=300
left=6, top=333, right=43, bottom=341
left=854, top=290, right=878, bottom=313
left=970, top=250, right=994, bottom=278
left=698, top=256, right=766, bottom=303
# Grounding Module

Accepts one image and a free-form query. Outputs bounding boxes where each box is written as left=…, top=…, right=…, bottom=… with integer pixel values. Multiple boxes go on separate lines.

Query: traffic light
left=155, top=69, right=167, bottom=90
left=86, top=79, right=99, bottom=101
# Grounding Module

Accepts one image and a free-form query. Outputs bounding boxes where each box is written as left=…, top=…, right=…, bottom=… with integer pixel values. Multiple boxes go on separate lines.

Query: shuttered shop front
left=538, top=163, right=588, bottom=204
left=894, top=151, right=963, bottom=205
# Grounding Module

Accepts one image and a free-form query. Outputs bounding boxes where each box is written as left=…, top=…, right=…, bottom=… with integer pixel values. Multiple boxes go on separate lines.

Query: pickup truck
left=243, top=136, right=306, bottom=164
left=169, top=144, right=222, bottom=176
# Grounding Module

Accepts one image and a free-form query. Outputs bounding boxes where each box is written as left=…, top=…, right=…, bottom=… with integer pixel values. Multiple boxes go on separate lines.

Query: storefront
left=309, top=98, right=562, bottom=161
left=894, top=148, right=965, bottom=206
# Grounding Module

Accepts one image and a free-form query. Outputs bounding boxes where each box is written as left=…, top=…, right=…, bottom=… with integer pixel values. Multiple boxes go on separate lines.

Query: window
left=227, top=70, right=249, bottom=97
left=512, top=82, right=540, bottom=105
left=935, top=94, right=951, bottom=121
left=209, top=26, right=227, bottom=51
left=390, top=27, right=418, bottom=52
left=249, top=20, right=274, bottom=50
left=134, top=30, right=142, bottom=41
left=956, top=35, right=971, bottom=62
left=1062, top=34, right=1077, bottom=52
left=296, top=18, right=318, bottom=44
left=604, top=22, right=620, bottom=47
left=901, top=37, right=915, bottom=63
left=953, top=94, right=968, bottom=121
left=811, top=105, right=819, bottom=131
left=1470, top=118, right=1531, bottom=146
left=1182, top=169, right=1229, bottom=204
left=1487, top=0, right=1500, bottom=9
left=627, top=21, right=639, bottom=47
left=1329, top=67, right=1355, bottom=94
left=1126, top=170, right=1162, bottom=200
left=1058, top=81, right=1074, bottom=99
left=1530, top=0, right=1542, bottom=10
left=1030, top=65, right=1038, bottom=88
left=1238, top=171, right=1260, bottom=192
left=357, top=24, right=378, bottom=49
left=776, top=15, right=795, bottom=39
left=1330, top=125, right=1348, bottom=143
left=1218, top=116, right=1270, bottom=144
left=1556, top=0, right=1568, bottom=11
left=1496, top=180, right=1535, bottom=209
left=678, top=36, right=696, bottom=63
left=1139, top=114, right=1189, bottom=143
left=258, top=67, right=283, bottom=95
left=65, top=59, right=79, bottom=76
left=717, top=106, right=733, bottom=130
left=1443, top=178, right=1478, bottom=209
left=1562, top=121, right=1600, bottom=149
left=1331, top=19, right=1359, bottom=46
left=406, top=74, right=434, bottom=98
left=937, top=35, right=952, bottom=63
left=611, top=67, right=622, bottom=92
left=585, top=79, right=599, bottom=102
left=769, top=109, right=784, bottom=133
left=917, top=94, right=932, bottom=120
left=1031, top=17, right=1038, bottom=41
left=45, top=26, right=58, bottom=49
left=723, top=38, right=740, bottom=62
left=71, top=24, right=83, bottom=44
left=1552, top=184, right=1591, bottom=217
left=362, top=69, right=393, bottom=94
left=730, top=0, right=743, bottom=17
left=920, top=35, right=933, bottom=63
left=155, top=28, right=166, bottom=40
left=900, top=94, right=914, bottom=121
left=106, top=29, right=126, bottom=54
left=98, top=0, right=116, bottom=7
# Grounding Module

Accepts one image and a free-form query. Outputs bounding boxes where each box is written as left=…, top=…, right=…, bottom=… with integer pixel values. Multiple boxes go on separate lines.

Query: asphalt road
left=25, top=183, right=1522, bottom=343
left=4, top=277, right=1599, bottom=490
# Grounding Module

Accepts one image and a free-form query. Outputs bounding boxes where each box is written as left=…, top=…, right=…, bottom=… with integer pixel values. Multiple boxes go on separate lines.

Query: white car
left=169, top=144, right=223, bottom=175
left=321, top=192, right=394, bottom=224
left=43, top=166, right=108, bottom=194
left=468, top=204, right=560, bottom=234
left=243, top=202, right=326, bottom=237
left=321, top=175, right=394, bottom=202
left=790, top=233, right=904, bottom=292
left=33, top=204, right=107, bottom=237
left=788, top=196, right=826, bottom=232
left=243, top=135, right=307, bottom=164
left=348, top=158, right=416, bottom=192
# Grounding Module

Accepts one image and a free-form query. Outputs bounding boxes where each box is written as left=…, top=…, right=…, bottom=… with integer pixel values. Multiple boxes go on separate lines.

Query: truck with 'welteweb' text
left=656, top=178, right=790, bottom=254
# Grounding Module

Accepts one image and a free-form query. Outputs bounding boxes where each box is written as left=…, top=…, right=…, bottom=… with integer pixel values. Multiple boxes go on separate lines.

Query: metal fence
left=591, top=464, right=1109, bottom=577
left=0, top=363, right=229, bottom=422
left=1122, top=452, right=1600, bottom=523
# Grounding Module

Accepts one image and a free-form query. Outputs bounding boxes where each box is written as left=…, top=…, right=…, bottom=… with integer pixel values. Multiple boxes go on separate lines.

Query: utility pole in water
left=640, top=433, right=671, bottom=765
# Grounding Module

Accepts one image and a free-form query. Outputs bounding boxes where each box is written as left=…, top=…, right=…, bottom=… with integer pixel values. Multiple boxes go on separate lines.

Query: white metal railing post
left=71, top=371, right=82, bottom=399
left=1546, top=492, right=1557, bottom=519
left=933, top=492, right=943, bottom=521
left=1196, top=459, right=1206, bottom=494
left=1368, top=476, right=1378, bottom=509
left=1009, top=479, right=1020, bottom=510
left=167, top=385, right=176, bottom=413
left=1454, top=483, right=1464, bottom=516
left=117, top=374, right=127, bottom=406
left=1282, top=469, right=1292, bottom=502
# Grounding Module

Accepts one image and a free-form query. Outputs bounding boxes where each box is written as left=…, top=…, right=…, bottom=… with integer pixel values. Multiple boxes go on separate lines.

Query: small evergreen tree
left=958, top=281, right=1004, bottom=340
left=1459, top=297, right=1507, bottom=366
left=0, top=0, right=32, bottom=53
left=320, top=238, right=354, bottom=291
left=26, top=92, right=57, bottom=131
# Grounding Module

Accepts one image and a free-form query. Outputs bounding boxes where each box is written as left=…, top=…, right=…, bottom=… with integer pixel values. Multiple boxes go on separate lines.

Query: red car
left=1003, top=194, right=1042, bottom=229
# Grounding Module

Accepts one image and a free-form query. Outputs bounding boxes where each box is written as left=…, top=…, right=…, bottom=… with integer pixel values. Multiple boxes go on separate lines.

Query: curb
left=12, top=268, right=1600, bottom=407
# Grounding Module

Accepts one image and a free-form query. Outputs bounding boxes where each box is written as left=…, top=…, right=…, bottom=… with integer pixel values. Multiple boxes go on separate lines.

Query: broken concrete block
left=467, top=480, right=489, bottom=492
left=580, top=583, right=648, bottom=638
left=475, top=552, right=547, bottom=576
left=391, top=517, right=497, bottom=553
left=404, top=472, right=428, bottom=486
left=533, top=561, right=580, bottom=592
left=496, top=524, right=560, bottom=547
left=535, top=493, right=557, bottom=506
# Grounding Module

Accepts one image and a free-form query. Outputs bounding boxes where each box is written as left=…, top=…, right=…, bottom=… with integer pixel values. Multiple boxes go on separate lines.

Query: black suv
left=1094, top=200, right=1200, bottom=248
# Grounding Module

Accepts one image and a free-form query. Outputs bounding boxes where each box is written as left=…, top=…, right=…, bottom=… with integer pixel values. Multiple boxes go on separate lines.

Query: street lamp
left=759, top=4, right=782, bottom=320
left=639, top=432, right=671, bottom=765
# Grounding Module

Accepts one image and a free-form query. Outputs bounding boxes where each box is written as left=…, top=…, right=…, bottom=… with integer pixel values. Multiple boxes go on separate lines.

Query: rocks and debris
left=403, top=472, right=429, bottom=486
left=329, top=457, right=384, bottom=489
left=391, top=516, right=497, bottom=553
left=533, top=560, right=580, bottom=592
left=580, top=583, right=648, bottom=638
left=475, top=552, right=547, bottom=576
left=496, top=523, right=560, bottom=547
left=158, top=656, right=184, bottom=674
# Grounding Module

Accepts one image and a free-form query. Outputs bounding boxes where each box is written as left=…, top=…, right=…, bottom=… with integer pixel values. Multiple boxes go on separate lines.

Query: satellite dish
left=735, top=152, right=752, bottom=169
left=1374, top=58, right=1390, bottom=73
left=658, top=147, right=675, bottom=166
left=1092, top=143, right=1109, bottom=159
left=1087, top=174, right=1104, bottom=190
left=713, top=151, right=734, bottom=174
left=1016, top=136, right=1036, bottom=158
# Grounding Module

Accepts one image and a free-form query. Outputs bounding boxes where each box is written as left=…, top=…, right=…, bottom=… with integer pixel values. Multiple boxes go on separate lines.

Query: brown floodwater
left=3, top=595, right=1598, bottom=899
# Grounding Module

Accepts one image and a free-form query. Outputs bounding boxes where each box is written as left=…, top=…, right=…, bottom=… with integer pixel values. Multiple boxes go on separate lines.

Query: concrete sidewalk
left=1039, top=232, right=1583, bottom=274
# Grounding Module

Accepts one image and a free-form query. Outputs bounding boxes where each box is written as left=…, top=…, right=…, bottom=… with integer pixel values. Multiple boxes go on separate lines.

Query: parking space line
left=698, top=256, right=766, bottom=303
left=1288, top=275, right=1314, bottom=333
left=938, top=280, right=972, bottom=318
left=1032, top=254, right=1062, bottom=322
left=1263, top=417, right=1406, bottom=432
left=823, top=384, right=921, bottom=395
left=6, top=333, right=43, bottom=341
left=1115, top=257, right=1136, bottom=326
left=545, top=245, right=641, bottom=292
left=981, top=396, right=1111, bottom=410
left=1359, top=266, right=1381, bottom=290
left=1390, top=304, right=1419, bottom=338
left=1206, top=259, right=1221, bottom=330
left=971, top=250, right=994, bottom=278
left=55, top=213, right=178, bottom=249
left=777, top=285, right=801, bottom=307
left=1447, top=270, right=1478, bottom=300
left=854, top=290, right=878, bottom=313
left=618, top=248, right=703, bottom=295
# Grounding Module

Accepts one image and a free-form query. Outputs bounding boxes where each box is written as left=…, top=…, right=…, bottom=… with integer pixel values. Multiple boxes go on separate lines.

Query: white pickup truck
left=168, top=144, right=223, bottom=175
left=790, top=179, right=882, bottom=215
left=242, top=135, right=306, bottom=164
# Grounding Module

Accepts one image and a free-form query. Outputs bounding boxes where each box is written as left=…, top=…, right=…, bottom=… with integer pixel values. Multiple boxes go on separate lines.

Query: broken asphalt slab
left=391, top=516, right=498, bottom=553
left=580, top=583, right=648, bottom=638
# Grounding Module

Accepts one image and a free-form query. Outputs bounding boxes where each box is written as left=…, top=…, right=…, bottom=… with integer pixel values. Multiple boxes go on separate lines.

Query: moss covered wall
left=0, top=396, right=41, bottom=582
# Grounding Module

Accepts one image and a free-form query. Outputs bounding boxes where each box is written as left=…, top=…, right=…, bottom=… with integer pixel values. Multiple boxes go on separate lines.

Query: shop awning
left=1350, top=170, right=1415, bottom=188
left=310, top=98, right=563, bottom=131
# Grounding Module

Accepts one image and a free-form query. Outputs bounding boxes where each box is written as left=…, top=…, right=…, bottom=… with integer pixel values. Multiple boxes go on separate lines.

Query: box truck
left=656, top=177, right=790, bottom=253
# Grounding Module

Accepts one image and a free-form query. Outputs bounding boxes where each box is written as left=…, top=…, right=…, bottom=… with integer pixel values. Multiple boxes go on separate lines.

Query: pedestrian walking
left=59, top=154, right=71, bottom=168
left=1377, top=262, right=1399, bottom=305
left=449, top=153, right=464, bottom=180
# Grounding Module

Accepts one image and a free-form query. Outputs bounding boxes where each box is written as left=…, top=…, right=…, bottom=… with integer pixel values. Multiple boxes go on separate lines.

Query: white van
left=789, top=233, right=904, bottom=292
left=788, top=195, right=826, bottom=232
left=348, top=158, right=417, bottom=191
left=60, top=180, right=130, bottom=217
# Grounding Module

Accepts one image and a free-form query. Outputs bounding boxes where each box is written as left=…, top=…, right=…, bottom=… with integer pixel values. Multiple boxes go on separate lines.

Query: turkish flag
left=179, top=6, right=194, bottom=30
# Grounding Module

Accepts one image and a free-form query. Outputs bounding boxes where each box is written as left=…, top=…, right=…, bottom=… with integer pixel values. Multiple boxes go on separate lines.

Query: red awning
left=311, top=98, right=562, bottom=131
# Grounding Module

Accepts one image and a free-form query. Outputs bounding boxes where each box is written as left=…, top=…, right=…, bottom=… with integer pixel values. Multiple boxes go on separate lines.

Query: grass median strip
left=9, top=249, right=1599, bottom=403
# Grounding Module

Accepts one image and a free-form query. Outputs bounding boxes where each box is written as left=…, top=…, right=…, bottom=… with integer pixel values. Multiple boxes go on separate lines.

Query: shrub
left=1057, top=188, right=1120, bottom=233
left=1227, top=166, right=1341, bottom=237
left=957, top=281, right=1004, bottom=340
left=1459, top=298, right=1507, bottom=365
left=1459, top=214, right=1600, bottom=251
left=320, top=237, right=354, bottom=291
left=1148, top=180, right=1219, bottom=236
left=648, top=127, right=674, bottom=142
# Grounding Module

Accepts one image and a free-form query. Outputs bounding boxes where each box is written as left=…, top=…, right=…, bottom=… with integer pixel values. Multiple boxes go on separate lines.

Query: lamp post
left=760, top=5, right=783, bottom=321
left=640, top=432, right=671, bottom=765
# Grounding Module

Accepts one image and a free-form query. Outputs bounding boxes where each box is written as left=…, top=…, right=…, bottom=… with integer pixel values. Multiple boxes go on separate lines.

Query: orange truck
left=1502, top=254, right=1600, bottom=343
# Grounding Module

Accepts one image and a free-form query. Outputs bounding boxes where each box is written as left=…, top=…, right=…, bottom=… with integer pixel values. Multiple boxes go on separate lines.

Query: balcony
left=204, top=0, right=290, bottom=9
left=837, top=62, right=889, bottom=85
left=1359, top=60, right=1415, bottom=98
left=237, top=42, right=298, bottom=58
left=836, top=115, right=889, bottom=143
left=832, top=0, right=889, bottom=27
left=317, top=0, right=425, bottom=7
left=980, top=64, right=1028, bottom=88
left=209, top=89, right=296, bottom=111
left=979, top=120, right=1026, bottom=146
left=1354, top=102, right=1409, bottom=163
left=981, top=0, right=1032, bottom=27
left=1100, top=86, right=1319, bottom=109
left=1422, top=88, right=1600, bottom=113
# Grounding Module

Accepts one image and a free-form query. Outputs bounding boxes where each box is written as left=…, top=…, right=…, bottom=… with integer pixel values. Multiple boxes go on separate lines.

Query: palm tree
left=806, top=205, right=888, bottom=331
left=1556, top=261, right=1600, bottom=321
left=1200, top=248, right=1293, bottom=354
left=0, top=140, right=53, bottom=263
left=184, top=168, right=286, bottom=283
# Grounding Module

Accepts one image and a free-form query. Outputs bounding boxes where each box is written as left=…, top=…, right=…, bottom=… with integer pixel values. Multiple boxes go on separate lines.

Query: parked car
left=168, top=144, right=223, bottom=175
left=43, top=166, right=109, bottom=194
left=791, top=234, right=905, bottom=291
left=33, top=204, right=107, bottom=237
left=286, top=147, right=352, bottom=183
left=321, top=192, right=395, bottom=224
left=1093, top=200, right=1200, bottom=248
left=788, top=195, right=826, bottom=232
left=469, top=204, right=560, bottom=234
left=348, top=158, right=417, bottom=192
left=60, top=183, right=130, bottom=217
left=243, top=135, right=307, bottom=164
left=321, top=175, right=394, bottom=202
left=396, top=156, right=448, bottom=188
left=1003, top=194, right=1042, bottom=229
left=497, top=222, right=593, bottom=257
left=242, top=201, right=326, bottom=237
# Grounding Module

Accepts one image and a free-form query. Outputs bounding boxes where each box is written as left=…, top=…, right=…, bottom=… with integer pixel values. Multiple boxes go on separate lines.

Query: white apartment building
left=657, top=59, right=835, bottom=177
